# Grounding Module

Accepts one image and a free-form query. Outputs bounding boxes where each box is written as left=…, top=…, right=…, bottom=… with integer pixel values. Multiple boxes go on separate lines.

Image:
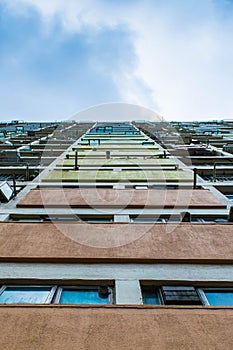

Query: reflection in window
left=0, top=285, right=113, bottom=305
left=204, top=290, right=233, bottom=306
left=0, top=286, right=54, bottom=304
left=58, top=288, right=110, bottom=305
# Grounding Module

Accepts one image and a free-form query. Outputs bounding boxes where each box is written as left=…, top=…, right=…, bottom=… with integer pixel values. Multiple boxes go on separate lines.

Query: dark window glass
left=142, top=287, right=161, bottom=305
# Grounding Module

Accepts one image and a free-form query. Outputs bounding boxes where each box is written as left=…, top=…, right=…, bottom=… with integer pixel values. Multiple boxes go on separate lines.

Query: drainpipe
left=74, top=151, right=79, bottom=170
left=228, top=206, right=233, bottom=222
left=26, top=163, right=30, bottom=181
left=12, top=173, right=17, bottom=198
left=193, top=168, right=197, bottom=189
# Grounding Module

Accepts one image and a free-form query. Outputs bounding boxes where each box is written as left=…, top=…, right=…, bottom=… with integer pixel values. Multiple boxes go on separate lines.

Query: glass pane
left=226, top=195, right=233, bottom=202
left=143, top=290, right=161, bottom=305
left=59, top=289, right=109, bottom=304
left=205, top=290, right=233, bottom=306
left=86, top=219, right=112, bottom=223
left=90, top=140, right=99, bottom=146
left=0, top=287, right=52, bottom=304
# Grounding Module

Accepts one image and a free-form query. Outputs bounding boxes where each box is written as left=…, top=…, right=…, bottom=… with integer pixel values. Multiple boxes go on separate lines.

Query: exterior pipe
left=12, top=173, right=17, bottom=198
left=193, top=168, right=197, bottom=189
left=74, top=151, right=79, bottom=170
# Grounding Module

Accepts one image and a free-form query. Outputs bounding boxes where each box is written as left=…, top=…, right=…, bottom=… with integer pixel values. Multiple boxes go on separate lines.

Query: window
left=142, top=285, right=202, bottom=305
left=55, top=286, right=112, bottom=305
left=189, top=216, right=228, bottom=223
left=82, top=217, right=113, bottom=223
left=226, top=195, right=233, bottom=202
left=142, top=285, right=233, bottom=306
left=0, top=284, right=113, bottom=305
left=9, top=214, right=114, bottom=223
left=0, top=286, right=56, bottom=304
left=0, top=181, right=13, bottom=202
left=130, top=216, right=167, bottom=223
left=160, top=286, right=202, bottom=305
left=142, top=286, right=161, bottom=305
left=199, top=288, right=233, bottom=306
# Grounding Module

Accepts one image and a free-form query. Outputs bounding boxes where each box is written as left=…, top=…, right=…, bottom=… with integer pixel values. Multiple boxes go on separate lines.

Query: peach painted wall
left=0, top=306, right=232, bottom=350
left=0, top=222, right=232, bottom=262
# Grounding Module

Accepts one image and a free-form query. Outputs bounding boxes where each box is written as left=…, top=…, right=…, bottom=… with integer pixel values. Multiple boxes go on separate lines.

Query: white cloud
left=127, top=0, right=233, bottom=120
left=1, top=0, right=128, bottom=31
left=1, top=0, right=233, bottom=120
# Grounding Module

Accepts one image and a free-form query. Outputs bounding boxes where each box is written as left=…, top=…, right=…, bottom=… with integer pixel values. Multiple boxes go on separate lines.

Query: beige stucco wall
left=0, top=222, right=232, bottom=262
left=0, top=306, right=232, bottom=350
left=17, top=188, right=225, bottom=208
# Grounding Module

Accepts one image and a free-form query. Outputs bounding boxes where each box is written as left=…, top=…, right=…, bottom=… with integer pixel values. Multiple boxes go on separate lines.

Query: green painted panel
left=43, top=169, right=192, bottom=182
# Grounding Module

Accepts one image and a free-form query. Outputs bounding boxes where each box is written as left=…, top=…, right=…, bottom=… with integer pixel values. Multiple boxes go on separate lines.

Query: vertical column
left=115, top=280, right=142, bottom=304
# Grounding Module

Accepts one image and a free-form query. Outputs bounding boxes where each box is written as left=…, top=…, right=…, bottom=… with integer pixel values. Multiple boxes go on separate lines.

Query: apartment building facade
left=0, top=121, right=233, bottom=349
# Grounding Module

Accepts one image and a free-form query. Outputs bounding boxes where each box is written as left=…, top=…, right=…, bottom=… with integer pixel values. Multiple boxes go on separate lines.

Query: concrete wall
left=1, top=263, right=233, bottom=282
left=0, top=306, right=232, bottom=350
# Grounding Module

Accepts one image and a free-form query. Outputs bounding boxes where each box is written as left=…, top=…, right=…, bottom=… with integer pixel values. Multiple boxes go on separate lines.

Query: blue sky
left=0, top=0, right=233, bottom=121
